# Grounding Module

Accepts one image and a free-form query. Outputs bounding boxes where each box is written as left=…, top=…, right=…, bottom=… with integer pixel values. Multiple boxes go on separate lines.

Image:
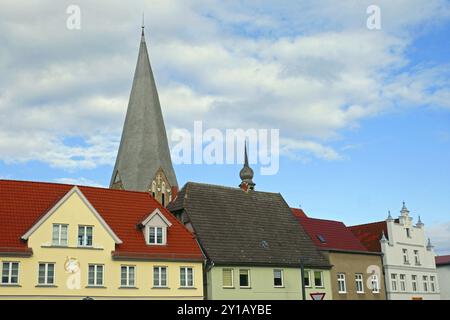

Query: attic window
left=261, top=240, right=269, bottom=249
left=316, top=234, right=326, bottom=243
left=141, top=209, right=172, bottom=246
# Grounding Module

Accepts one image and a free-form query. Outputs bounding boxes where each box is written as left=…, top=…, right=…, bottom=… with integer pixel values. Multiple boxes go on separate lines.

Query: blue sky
left=0, top=0, right=449, bottom=254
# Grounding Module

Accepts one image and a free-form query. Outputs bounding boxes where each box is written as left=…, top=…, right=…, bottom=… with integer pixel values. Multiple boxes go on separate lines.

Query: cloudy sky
left=0, top=0, right=449, bottom=254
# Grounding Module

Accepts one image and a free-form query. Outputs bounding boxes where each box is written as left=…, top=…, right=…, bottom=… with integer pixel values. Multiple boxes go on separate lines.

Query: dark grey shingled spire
left=110, top=27, right=177, bottom=191
left=239, top=142, right=255, bottom=191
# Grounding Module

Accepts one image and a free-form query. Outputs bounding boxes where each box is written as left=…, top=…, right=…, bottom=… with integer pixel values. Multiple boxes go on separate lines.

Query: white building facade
left=381, top=203, right=440, bottom=300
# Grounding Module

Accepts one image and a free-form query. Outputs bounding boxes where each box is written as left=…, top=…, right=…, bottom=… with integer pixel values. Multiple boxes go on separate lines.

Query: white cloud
left=53, top=177, right=105, bottom=187
left=0, top=0, right=449, bottom=170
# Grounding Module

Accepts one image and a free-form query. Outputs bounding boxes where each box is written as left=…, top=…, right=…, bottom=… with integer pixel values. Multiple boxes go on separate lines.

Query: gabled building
left=350, top=203, right=440, bottom=300
left=110, top=27, right=177, bottom=207
left=295, top=215, right=386, bottom=300
left=0, top=180, right=203, bottom=299
left=168, top=155, right=332, bottom=300
left=436, top=255, right=450, bottom=300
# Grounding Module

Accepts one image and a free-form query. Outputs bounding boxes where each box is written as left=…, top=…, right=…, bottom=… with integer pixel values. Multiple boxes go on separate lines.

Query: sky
left=0, top=0, right=449, bottom=254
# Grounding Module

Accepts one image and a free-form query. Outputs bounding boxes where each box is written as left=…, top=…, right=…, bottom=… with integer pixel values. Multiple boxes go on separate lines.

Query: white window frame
left=412, top=275, right=418, bottom=292
left=402, top=249, right=409, bottom=264
left=239, top=269, right=251, bottom=288
left=371, top=274, right=380, bottom=293
left=153, top=266, right=168, bottom=288
left=337, top=273, right=347, bottom=293
left=355, top=273, right=364, bottom=293
left=430, top=276, right=436, bottom=292
left=273, top=269, right=284, bottom=288
left=38, top=262, right=55, bottom=285
left=391, top=273, right=398, bottom=291
left=52, top=224, right=68, bottom=246
left=414, top=250, right=420, bottom=265
left=314, top=271, right=324, bottom=288
left=222, top=268, right=234, bottom=288
left=88, top=264, right=104, bottom=287
left=120, top=265, right=136, bottom=287
left=180, top=267, right=194, bottom=288
left=304, top=270, right=311, bottom=288
left=423, top=275, right=429, bottom=292
left=1, top=262, right=19, bottom=285
left=148, top=226, right=165, bottom=245
left=399, top=274, right=406, bottom=292
left=78, top=225, right=93, bottom=247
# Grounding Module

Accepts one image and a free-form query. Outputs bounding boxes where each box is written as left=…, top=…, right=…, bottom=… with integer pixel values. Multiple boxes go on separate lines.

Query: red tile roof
left=436, top=255, right=450, bottom=266
left=0, top=179, right=203, bottom=261
left=291, top=208, right=307, bottom=218
left=295, top=216, right=369, bottom=252
left=348, top=221, right=387, bottom=253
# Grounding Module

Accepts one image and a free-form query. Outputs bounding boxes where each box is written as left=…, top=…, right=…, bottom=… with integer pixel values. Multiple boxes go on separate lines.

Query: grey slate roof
left=168, top=182, right=330, bottom=268
left=110, top=30, right=177, bottom=191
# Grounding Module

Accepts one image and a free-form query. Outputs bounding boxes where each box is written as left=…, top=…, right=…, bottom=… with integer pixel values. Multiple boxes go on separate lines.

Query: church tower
left=110, top=27, right=178, bottom=207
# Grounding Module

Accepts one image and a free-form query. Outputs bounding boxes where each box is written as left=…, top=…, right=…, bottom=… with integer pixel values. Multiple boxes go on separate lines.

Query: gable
left=21, top=186, right=122, bottom=244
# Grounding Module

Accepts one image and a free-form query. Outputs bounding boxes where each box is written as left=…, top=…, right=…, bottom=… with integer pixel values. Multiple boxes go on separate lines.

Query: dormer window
left=141, top=209, right=172, bottom=246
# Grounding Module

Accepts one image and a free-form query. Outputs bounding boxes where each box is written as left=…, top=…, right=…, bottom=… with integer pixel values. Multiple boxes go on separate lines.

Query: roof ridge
left=185, top=181, right=282, bottom=196
left=298, top=216, right=347, bottom=225
left=348, top=220, right=386, bottom=228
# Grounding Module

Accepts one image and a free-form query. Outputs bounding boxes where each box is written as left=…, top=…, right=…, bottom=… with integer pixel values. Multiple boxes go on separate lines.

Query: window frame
left=120, top=265, right=136, bottom=288
left=402, top=249, right=409, bottom=264
left=430, top=276, right=436, bottom=292
left=399, top=274, right=406, bottom=292
left=222, top=268, right=234, bottom=288
left=148, top=226, right=165, bottom=245
left=180, top=266, right=194, bottom=288
left=153, top=266, right=168, bottom=288
left=314, top=271, right=324, bottom=288
left=423, top=275, right=429, bottom=292
left=38, top=262, right=55, bottom=286
left=355, top=273, right=364, bottom=294
left=371, top=274, right=380, bottom=293
left=52, top=224, right=68, bottom=246
left=239, top=269, right=251, bottom=288
left=337, top=273, right=347, bottom=294
left=78, top=225, right=93, bottom=247
left=414, top=250, right=420, bottom=265
left=88, top=264, right=104, bottom=287
left=412, top=275, right=418, bottom=292
left=303, top=270, right=311, bottom=288
left=1, top=261, right=19, bottom=285
left=273, top=269, right=284, bottom=288
left=391, top=273, right=398, bottom=292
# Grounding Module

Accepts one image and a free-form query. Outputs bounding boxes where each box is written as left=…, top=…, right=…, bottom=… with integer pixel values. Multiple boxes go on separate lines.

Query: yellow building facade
left=0, top=181, right=204, bottom=299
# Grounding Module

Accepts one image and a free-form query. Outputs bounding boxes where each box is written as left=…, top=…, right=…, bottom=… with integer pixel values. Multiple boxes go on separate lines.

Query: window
left=402, top=249, right=409, bottom=264
left=1, top=262, right=19, bottom=285
left=78, top=226, right=93, bottom=247
left=430, top=276, right=436, bottom=292
left=222, top=269, right=234, bottom=288
left=148, top=227, right=164, bottom=245
left=400, top=274, right=406, bottom=292
left=239, top=269, right=250, bottom=288
left=316, top=235, right=326, bottom=243
left=371, top=275, right=380, bottom=293
left=153, top=266, right=167, bottom=287
left=406, top=228, right=411, bottom=238
left=88, top=264, right=103, bottom=287
left=355, top=274, right=364, bottom=293
left=273, top=269, right=283, bottom=287
left=337, top=273, right=346, bottom=293
left=314, top=271, right=324, bottom=288
left=180, top=267, right=194, bottom=287
left=423, top=275, right=428, bottom=292
left=38, top=263, right=55, bottom=285
left=303, top=270, right=311, bottom=287
left=120, top=265, right=135, bottom=287
left=414, top=250, right=420, bottom=265
left=52, top=224, right=68, bottom=246
left=161, top=193, right=165, bottom=207
left=391, top=274, right=398, bottom=291
left=412, top=275, right=418, bottom=292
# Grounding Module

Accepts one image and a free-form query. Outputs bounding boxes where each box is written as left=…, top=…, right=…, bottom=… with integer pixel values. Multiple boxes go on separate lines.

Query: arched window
left=151, top=181, right=156, bottom=198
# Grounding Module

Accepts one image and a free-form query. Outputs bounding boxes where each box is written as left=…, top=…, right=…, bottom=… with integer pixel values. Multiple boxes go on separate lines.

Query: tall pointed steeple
left=110, top=26, right=177, bottom=206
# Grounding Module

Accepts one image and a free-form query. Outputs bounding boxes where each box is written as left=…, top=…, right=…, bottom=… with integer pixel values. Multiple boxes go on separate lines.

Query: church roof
left=110, top=29, right=177, bottom=191
left=168, top=182, right=330, bottom=268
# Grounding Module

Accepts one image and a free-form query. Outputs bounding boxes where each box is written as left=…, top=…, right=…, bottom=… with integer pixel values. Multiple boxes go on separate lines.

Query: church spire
left=110, top=27, right=178, bottom=205
left=239, top=142, right=255, bottom=192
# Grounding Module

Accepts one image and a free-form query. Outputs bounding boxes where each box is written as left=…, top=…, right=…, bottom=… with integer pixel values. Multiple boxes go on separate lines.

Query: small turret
left=239, top=143, right=255, bottom=192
